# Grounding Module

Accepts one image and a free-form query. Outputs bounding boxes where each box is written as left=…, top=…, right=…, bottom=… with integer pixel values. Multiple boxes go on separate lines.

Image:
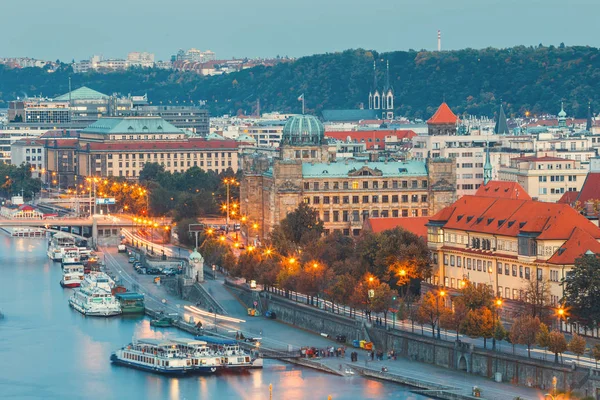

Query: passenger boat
left=115, top=292, right=145, bottom=314
left=80, top=272, right=115, bottom=292
left=169, top=338, right=221, bottom=373
left=60, top=264, right=85, bottom=288
left=69, top=286, right=122, bottom=317
left=110, top=338, right=217, bottom=375
left=149, top=314, right=175, bottom=327
left=195, top=335, right=262, bottom=370
left=47, top=233, right=76, bottom=261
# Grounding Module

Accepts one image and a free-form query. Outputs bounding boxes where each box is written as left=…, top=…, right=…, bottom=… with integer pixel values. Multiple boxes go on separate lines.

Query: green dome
left=282, top=114, right=325, bottom=146
left=558, top=102, right=567, bottom=118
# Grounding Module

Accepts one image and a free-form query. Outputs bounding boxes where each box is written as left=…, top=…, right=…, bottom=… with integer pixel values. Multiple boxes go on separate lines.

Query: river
left=0, top=236, right=432, bottom=400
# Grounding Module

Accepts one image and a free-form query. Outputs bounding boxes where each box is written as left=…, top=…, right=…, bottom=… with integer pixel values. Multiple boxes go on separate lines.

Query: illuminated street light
left=289, top=258, right=296, bottom=265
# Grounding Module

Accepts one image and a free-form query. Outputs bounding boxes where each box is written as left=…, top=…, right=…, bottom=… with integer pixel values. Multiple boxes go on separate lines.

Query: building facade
left=498, top=155, right=587, bottom=202
left=241, top=114, right=456, bottom=238
left=427, top=181, right=600, bottom=309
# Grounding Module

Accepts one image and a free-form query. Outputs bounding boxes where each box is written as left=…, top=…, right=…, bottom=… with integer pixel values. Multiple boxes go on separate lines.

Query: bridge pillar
left=92, top=217, right=98, bottom=248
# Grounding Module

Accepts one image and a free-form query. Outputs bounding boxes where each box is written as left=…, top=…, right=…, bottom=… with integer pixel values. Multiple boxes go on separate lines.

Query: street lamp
left=436, top=290, right=446, bottom=339
left=223, top=178, right=237, bottom=233
left=556, top=307, right=565, bottom=332
left=492, top=298, right=503, bottom=350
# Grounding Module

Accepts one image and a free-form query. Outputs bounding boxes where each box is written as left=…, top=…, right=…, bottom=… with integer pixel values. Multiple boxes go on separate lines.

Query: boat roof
left=194, top=335, right=237, bottom=345
left=137, top=338, right=175, bottom=348
left=115, top=292, right=144, bottom=300
left=169, top=338, right=208, bottom=346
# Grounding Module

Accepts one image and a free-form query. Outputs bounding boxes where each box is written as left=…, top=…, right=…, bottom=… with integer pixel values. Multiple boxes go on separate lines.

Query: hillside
left=1, top=45, right=599, bottom=119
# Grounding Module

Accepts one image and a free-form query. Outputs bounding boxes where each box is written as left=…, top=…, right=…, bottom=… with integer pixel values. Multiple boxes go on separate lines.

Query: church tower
left=368, top=60, right=394, bottom=119
left=483, top=142, right=492, bottom=185
left=558, top=102, right=567, bottom=128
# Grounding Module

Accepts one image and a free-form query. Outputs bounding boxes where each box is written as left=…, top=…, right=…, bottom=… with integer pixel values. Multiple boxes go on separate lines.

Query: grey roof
left=302, top=160, right=427, bottom=178
left=494, top=104, right=510, bottom=134
left=321, top=109, right=378, bottom=122
left=54, top=86, right=109, bottom=101
left=82, top=117, right=183, bottom=135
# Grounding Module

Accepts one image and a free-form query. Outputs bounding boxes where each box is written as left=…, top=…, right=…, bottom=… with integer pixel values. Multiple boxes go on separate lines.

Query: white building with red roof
left=427, top=181, right=600, bottom=310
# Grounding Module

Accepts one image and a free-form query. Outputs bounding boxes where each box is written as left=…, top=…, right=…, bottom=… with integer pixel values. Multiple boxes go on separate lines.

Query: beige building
left=498, top=155, right=587, bottom=202
left=241, top=114, right=456, bottom=238
left=427, top=181, right=600, bottom=310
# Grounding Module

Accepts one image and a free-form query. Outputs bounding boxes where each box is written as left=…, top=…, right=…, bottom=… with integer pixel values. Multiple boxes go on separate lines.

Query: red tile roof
left=575, top=173, right=600, bottom=204
left=558, top=191, right=579, bottom=204
left=84, top=139, right=239, bottom=151
left=547, top=227, right=600, bottom=264
left=325, top=130, right=416, bottom=150
left=475, top=181, right=532, bottom=200
left=427, top=103, right=458, bottom=125
left=364, top=217, right=429, bottom=237
left=429, top=195, right=600, bottom=240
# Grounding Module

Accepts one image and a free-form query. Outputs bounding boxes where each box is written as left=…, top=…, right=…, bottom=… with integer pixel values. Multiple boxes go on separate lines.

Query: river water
left=0, top=236, right=431, bottom=400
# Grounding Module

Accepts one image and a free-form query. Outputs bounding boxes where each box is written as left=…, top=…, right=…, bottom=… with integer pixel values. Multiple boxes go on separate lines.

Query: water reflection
left=0, top=237, right=431, bottom=400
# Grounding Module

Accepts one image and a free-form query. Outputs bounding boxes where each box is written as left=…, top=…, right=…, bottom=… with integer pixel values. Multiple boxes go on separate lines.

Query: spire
left=558, top=101, right=567, bottom=128
left=385, top=60, right=390, bottom=91
left=587, top=101, right=593, bottom=132
left=494, top=102, right=509, bottom=134
left=483, top=141, right=492, bottom=185
left=372, top=60, right=378, bottom=91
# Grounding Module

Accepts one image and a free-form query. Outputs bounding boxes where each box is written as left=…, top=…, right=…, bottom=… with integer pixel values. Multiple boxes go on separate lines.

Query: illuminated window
left=352, top=181, right=359, bottom=189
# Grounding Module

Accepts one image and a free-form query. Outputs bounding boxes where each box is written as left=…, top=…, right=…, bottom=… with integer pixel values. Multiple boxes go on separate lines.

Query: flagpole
left=302, top=94, right=305, bottom=115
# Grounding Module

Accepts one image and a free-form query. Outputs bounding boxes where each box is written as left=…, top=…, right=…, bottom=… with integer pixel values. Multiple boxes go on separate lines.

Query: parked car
left=335, top=334, right=347, bottom=343
left=265, top=310, right=277, bottom=319
left=117, top=244, right=126, bottom=253
left=136, top=267, right=146, bottom=274
left=146, top=267, right=161, bottom=275
left=162, top=268, right=176, bottom=276
left=128, top=256, right=136, bottom=263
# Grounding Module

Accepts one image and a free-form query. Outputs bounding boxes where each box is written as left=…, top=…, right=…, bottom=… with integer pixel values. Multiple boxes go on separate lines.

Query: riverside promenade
left=100, top=245, right=545, bottom=400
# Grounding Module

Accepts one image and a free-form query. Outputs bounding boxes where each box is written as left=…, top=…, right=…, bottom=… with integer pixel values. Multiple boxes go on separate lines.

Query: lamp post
left=223, top=178, right=237, bottom=234
left=556, top=307, right=565, bottom=332
left=492, top=298, right=502, bottom=350
left=436, top=290, right=446, bottom=339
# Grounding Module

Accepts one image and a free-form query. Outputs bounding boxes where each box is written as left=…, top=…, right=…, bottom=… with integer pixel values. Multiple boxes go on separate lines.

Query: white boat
left=47, top=233, right=76, bottom=261
left=61, top=248, right=81, bottom=266
left=195, top=335, right=261, bottom=370
left=69, top=286, right=122, bottom=317
left=60, top=264, right=85, bottom=288
left=111, top=339, right=215, bottom=375
left=169, top=338, right=221, bottom=372
left=81, top=272, right=115, bottom=292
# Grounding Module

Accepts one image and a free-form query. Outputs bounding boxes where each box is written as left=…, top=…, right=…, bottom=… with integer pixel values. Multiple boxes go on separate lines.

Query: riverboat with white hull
left=195, top=335, right=262, bottom=370
left=60, top=264, right=85, bottom=288
left=110, top=339, right=218, bottom=375
left=170, top=338, right=222, bottom=372
left=47, top=233, right=77, bottom=261
left=80, top=272, right=115, bottom=292
left=69, top=286, right=121, bottom=317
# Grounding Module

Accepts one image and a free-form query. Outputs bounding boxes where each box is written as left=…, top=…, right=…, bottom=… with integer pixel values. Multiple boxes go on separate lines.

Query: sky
left=3, top=0, right=600, bottom=62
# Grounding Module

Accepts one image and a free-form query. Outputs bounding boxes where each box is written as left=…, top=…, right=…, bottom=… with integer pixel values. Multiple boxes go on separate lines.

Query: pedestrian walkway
left=315, top=352, right=542, bottom=400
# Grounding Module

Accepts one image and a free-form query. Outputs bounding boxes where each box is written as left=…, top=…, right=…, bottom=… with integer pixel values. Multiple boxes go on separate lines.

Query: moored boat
left=195, top=335, right=262, bottom=370
left=110, top=338, right=211, bottom=375
left=81, top=272, right=115, bottom=292
left=115, top=292, right=145, bottom=314
left=47, top=233, right=76, bottom=261
left=69, top=286, right=122, bottom=317
left=60, top=264, right=85, bottom=288
left=149, top=313, right=175, bottom=327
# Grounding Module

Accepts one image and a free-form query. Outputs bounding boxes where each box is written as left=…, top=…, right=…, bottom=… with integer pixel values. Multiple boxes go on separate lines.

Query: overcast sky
left=3, top=0, right=599, bottom=61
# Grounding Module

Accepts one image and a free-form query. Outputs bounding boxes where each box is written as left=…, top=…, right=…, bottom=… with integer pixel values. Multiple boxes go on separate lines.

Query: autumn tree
left=417, top=291, right=450, bottom=339
left=458, top=282, right=493, bottom=311
left=325, top=273, right=357, bottom=315
left=461, top=307, right=494, bottom=348
left=370, top=282, right=397, bottom=326
left=493, top=322, right=507, bottom=349
left=548, top=331, right=568, bottom=364
left=510, top=315, right=541, bottom=358
left=536, top=323, right=551, bottom=361
left=270, top=203, right=324, bottom=254
left=568, top=333, right=586, bottom=362
left=522, top=278, right=551, bottom=319
left=440, top=300, right=468, bottom=340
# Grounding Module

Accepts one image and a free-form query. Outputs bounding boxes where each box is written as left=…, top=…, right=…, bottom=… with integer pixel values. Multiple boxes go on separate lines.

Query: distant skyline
left=3, top=0, right=600, bottom=62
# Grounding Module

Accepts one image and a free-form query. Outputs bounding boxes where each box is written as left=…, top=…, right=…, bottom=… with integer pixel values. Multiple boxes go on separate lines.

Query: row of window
left=458, top=163, right=484, bottom=169
left=303, top=179, right=428, bottom=191
left=538, top=175, right=578, bottom=182
left=443, top=256, right=561, bottom=283
left=25, top=148, right=43, bottom=154
left=110, top=167, right=226, bottom=177
left=109, top=160, right=232, bottom=169
left=109, top=152, right=233, bottom=160
left=321, top=208, right=427, bottom=222
left=306, top=194, right=428, bottom=205
left=446, top=280, right=560, bottom=305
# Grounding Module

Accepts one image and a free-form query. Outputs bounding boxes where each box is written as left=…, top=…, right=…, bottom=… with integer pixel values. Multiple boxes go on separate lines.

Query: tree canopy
left=2, top=45, right=600, bottom=118
left=563, top=254, right=600, bottom=326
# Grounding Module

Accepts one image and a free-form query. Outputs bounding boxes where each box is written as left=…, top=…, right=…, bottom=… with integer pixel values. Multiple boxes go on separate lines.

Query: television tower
left=437, top=30, right=441, bottom=51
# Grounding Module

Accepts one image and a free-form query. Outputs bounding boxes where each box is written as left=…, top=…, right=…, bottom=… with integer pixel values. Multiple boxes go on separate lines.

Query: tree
left=536, top=323, right=551, bottom=361
left=510, top=315, right=541, bottom=358
left=568, top=333, right=587, bottom=362
left=325, top=273, right=357, bottom=315
left=440, top=300, right=468, bottom=340
left=461, top=307, right=494, bottom=348
left=563, top=254, right=600, bottom=326
left=548, top=331, right=568, bottom=364
left=270, top=203, right=323, bottom=254
left=370, top=283, right=397, bottom=326
left=522, top=278, right=551, bottom=319
left=458, top=282, right=493, bottom=311
left=590, top=344, right=600, bottom=368
left=417, top=292, right=449, bottom=338
left=493, top=322, right=507, bottom=348
left=139, top=162, right=165, bottom=182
